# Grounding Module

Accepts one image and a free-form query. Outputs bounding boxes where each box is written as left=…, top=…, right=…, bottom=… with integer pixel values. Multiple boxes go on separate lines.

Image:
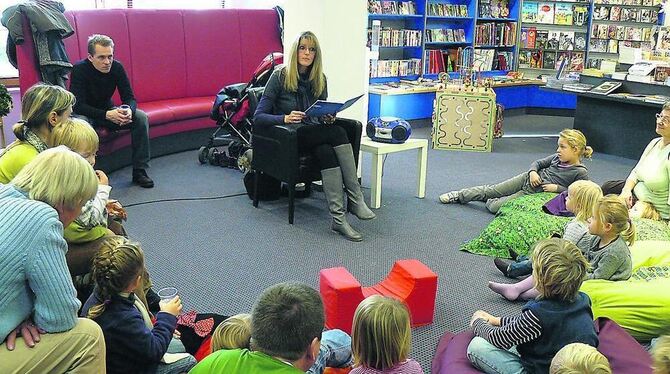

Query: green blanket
left=461, top=193, right=670, bottom=258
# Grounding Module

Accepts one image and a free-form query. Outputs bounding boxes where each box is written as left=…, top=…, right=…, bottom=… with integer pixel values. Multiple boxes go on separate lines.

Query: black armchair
left=248, top=88, right=362, bottom=224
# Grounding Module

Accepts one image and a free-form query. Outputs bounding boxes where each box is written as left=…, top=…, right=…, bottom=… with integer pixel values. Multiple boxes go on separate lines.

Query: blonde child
left=630, top=200, right=662, bottom=221
left=81, top=236, right=196, bottom=374
left=489, top=195, right=634, bottom=301
left=440, top=129, right=593, bottom=214
left=549, top=343, right=611, bottom=374
left=468, top=239, right=597, bottom=374
left=211, top=313, right=252, bottom=351
left=350, top=295, right=424, bottom=374
left=653, top=335, right=670, bottom=374
left=493, top=180, right=603, bottom=279
left=50, top=118, right=126, bottom=243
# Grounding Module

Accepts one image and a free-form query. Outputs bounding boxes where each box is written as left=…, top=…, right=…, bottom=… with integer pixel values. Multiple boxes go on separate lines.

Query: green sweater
left=190, top=349, right=303, bottom=374
left=0, top=142, right=38, bottom=183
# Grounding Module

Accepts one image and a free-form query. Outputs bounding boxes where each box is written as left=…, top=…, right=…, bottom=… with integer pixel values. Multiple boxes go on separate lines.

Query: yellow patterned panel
left=432, top=90, right=496, bottom=152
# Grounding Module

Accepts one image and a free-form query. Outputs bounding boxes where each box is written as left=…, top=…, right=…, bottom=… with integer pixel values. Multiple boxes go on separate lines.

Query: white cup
left=157, top=287, right=178, bottom=305
left=119, top=104, right=131, bottom=115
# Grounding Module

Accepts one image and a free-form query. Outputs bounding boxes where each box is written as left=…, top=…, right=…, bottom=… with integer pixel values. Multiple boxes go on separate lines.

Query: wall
left=1, top=87, right=20, bottom=147
left=282, top=0, right=369, bottom=125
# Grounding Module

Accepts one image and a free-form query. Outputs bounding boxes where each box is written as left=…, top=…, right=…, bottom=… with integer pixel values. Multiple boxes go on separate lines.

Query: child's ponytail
left=87, top=236, right=145, bottom=319
left=621, top=219, right=636, bottom=246
left=595, top=195, right=636, bottom=246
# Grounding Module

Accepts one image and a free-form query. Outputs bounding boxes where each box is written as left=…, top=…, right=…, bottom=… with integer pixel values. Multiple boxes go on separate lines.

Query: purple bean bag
left=432, top=318, right=652, bottom=374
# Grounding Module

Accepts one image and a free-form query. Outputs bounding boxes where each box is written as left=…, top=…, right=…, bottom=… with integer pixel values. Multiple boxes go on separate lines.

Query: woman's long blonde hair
left=283, top=31, right=326, bottom=97
left=351, top=295, right=412, bottom=370
left=13, top=83, right=75, bottom=140
left=87, top=236, right=145, bottom=319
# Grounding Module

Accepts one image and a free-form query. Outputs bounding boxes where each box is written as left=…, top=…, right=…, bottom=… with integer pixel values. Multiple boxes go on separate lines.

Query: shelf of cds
left=587, top=0, right=662, bottom=69
left=518, top=0, right=590, bottom=73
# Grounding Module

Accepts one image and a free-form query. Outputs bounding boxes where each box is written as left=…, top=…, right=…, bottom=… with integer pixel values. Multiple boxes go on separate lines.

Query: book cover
left=536, top=30, right=549, bottom=49
left=610, top=6, right=622, bottom=21
left=459, top=5, right=469, bottom=16
left=530, top=50, right=543, bottom=68
left=654, top=66, right=670, bottom=82
left=521, top=28, right=529, bottom=47
left=590, top=81, right=623, bottom=95
left=608, top=39, right=619, bottom=53
left=554, top=4, right=574, bottom=25
left=651, top=10, right=659, bottom=23
left=522, top=2, right=539, bottom=22
left=368, top=0, right=382, bottom=14
left=479, top=3, right=492, bottom=17
left=537, top=3, right=555, bottom=24
left=559, top=31, right=575, bottom=50
left=519, top=50, right=532, bottom=67
left=643, top=28, right=652, bottom=42
left=547, top=31, right=560, bottom=49
left=616, top=26, right=626, bottom=40
left=528, top=27, right=537, bottom=48
left=625, top=8, right=640, bottom=22
left=598, top=24, right=608, bottom=39
left=557, top=52, right=571, bottom=70
left=593, top=6, right=610, bottom=20
left=543, top=51, right=557, bottom=69
left=658, top=27, right=670, bottom=50
left=573, top=5, right=589, bottom=26
left=574, top=32, right=587, bottom=50
left=640, top=9, right=652, bottom=23
left=608, top=25, right=618, bottom=39
left=570, top=52, right=585, bottom=71
left=642, top=0, right=653, bottom=5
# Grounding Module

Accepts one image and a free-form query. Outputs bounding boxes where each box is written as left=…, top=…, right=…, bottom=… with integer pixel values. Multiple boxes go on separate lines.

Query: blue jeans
left=508, top=257, right=532, bottom=278
left=467, top=336, right=528, bottom=374
left=155, top=338, right=197, bottom=374
left=307, top=329, right=353, bottom=374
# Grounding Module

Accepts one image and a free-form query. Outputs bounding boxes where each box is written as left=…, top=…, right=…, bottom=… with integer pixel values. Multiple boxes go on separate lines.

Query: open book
left=304, top=94, right=364, bottom=117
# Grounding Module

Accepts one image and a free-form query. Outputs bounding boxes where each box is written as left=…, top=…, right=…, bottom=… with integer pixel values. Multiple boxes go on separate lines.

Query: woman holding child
left=602, top=101, right=670, bottom=220
left=254, top=31, right=375, bottom=242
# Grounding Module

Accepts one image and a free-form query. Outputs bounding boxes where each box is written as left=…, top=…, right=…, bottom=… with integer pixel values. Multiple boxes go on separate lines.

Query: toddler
left=494, top=180, right=602, bottom=278
left=211, top=313, right=252, bottom=351
left=468, top=238, right=598, bottom=374
left=550, top=343, right=611, bottom=374
left=630, top=200, right=662, bottom=221
left=350, top=295, right=424, bottom=374
left=50, top=118, right=126, bottom=243
left=82, top=236, right=196, bottom=374
left=440, top=129, right=593, bottom=213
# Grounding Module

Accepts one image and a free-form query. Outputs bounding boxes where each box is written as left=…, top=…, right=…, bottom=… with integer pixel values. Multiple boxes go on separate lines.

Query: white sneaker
left=439, top=191, right=460, bottom=204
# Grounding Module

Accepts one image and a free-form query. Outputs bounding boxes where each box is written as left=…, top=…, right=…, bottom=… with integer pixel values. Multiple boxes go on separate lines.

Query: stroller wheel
left=208, top=148, right=219, bottom=166
left=198, top=146, right=209, bottom=164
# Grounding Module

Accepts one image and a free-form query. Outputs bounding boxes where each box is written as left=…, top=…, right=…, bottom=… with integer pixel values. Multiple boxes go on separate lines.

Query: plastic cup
left=119, top=104, right=131, bottom=115
left=157, top=287, right=178, bottom=305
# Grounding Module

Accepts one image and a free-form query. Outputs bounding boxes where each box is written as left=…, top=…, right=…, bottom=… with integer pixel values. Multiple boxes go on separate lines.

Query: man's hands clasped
left=106, top=107, right=132, bottom=126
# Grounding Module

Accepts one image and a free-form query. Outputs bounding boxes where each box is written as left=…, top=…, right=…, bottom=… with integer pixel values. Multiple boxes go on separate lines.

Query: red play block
left=319, top=259, right=438, bottom=334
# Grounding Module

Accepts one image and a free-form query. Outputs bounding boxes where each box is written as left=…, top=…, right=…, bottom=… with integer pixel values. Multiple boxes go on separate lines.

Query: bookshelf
left=587, top=0, right=663, bottom=69
left=473, top=0, right=520, bottom=71
left=517, top=0, right=591, bottom=76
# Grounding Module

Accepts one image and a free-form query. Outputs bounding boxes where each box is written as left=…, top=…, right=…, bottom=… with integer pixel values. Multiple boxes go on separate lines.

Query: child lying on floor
left=467, top=238, right=598, bottom=374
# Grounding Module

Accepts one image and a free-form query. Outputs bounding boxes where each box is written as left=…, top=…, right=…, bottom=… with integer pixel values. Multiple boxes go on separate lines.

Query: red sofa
left=16, top=9, right=282, bottom=171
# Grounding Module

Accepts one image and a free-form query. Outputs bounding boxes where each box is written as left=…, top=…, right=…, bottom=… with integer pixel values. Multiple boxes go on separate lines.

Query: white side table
left=359, top=137, right=428, bottom=209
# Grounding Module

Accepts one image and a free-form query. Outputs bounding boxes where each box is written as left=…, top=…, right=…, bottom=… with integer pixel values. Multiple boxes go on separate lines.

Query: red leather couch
left=16, top=9, right=282, bottom=171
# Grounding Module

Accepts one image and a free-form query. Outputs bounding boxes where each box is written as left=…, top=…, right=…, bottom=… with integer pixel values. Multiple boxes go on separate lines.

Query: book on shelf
left=574, top=32, right=587, bottom=50
left=536, top=30, right=549, bottom=49
left=547, top=31, right=560, bottom=50
left=608, top=39, right=619, bottom=53
left=371, top=28, right=423, bottom=47
left=570, top=52, right=585, bottom=71
left=398, top=1, right=417, bottom=15
left=589, top=81, right=623, bottom=95
left=426, top=28, right=466, bottom=43
left=559, top=32, right=575, bottom=50
left=573, top=5, right=589, bottom=26
left=658, top=27, right=670, bottom=51
left=522, top=2, right=538, bottom=23
left=428, top=3, right=469, bottom=17
left=530, top=50, right=543, bottom=68
left=537, top=3, right=555, bottom=24
left=609, top=6, right=622, bottom=21
left=554, top=4, right=574, bottom=25
left=645, top=95, right=670, bottom=104
left=475, top=22, right=517, bottom=46
left=593, top=6, right=610, bottom=20
left=543, top=51, right=557, bottom=69
left=519, top=50, right=531, bottom=67
left=369, top=58, right=421, bottom=78
left=654, top=66, right=670, bottom=82
left=608, top=25, right=617, bottom=40
left=473, top=48, right=496, bottom=71
left=478, top=0, right=510, bottom=18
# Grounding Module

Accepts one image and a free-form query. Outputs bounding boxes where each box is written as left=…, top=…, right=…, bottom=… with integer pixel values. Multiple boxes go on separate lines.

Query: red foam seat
left=319, top=259, right=438, bottom=334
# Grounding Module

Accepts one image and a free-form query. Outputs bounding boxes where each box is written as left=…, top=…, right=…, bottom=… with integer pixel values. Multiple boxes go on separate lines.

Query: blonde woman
left=467, top=238, right=597, bottom=374
left=0, top=83, right=75, bottom=183
left=0, top=146, right=105, bottom=373
left=350, top=295, right=424, bottom=373
left=550, top=343, right=611, bottom=374
left=440, top=129, right=594, bottom=214
left=253, top=31, right=374, bottom=242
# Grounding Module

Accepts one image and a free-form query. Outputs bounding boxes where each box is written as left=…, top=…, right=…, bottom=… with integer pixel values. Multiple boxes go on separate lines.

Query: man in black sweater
left=70, top=34, right=153, bottom=188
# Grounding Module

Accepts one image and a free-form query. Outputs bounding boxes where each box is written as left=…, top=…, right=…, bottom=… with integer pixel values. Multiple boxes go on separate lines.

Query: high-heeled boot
left=321, top=167, right=363, bottom=242
left=332, top=144, right=376, bottom=220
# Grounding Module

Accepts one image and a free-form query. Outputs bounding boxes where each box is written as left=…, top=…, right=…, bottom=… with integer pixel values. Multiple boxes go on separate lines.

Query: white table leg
left=417, top=144, right=427, bottom=198
left=371, top=153, right=383, bottom=209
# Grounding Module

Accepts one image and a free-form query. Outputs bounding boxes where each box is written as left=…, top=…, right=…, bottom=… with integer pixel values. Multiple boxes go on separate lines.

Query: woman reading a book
left=254, top=31, right=375, bottom=241
left=602, top=101, right=670, bottom=220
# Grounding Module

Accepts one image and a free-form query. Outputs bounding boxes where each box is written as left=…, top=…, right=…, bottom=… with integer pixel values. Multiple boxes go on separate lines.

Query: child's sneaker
left=439, top=191, right=460, bottom=204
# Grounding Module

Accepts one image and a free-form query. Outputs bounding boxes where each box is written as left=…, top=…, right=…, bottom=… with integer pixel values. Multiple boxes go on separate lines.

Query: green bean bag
left=581, top=240, right=670, bottom=341
left=461, top=192, right=670, bottom=258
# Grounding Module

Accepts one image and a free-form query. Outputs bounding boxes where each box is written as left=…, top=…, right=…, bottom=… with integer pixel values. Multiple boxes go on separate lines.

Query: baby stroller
left=198, top=52, right=283, bottom=170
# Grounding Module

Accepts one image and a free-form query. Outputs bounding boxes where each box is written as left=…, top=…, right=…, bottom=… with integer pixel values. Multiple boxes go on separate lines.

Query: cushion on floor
left=431, top=318, right=652, bottom=374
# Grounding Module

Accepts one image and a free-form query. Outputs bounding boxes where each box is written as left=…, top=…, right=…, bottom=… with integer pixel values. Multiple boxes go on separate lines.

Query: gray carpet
left=108, top=115, right=637, bottom=372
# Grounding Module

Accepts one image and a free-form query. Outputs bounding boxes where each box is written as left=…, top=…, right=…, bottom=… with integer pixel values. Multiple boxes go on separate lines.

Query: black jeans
left=296, top=119, right=359, bottom=170
left=75, top=109, right=151, bottom=170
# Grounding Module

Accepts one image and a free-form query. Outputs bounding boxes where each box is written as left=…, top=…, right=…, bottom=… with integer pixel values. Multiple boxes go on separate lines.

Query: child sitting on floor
left=211, top=313, right=252, bottom=351
left=50, top=118, right=127, bottom=243
left=550, top=343, right=611, bottom=374
left=82, top=236, right=197, bottom=374
left=467, top=238, right=598, bottom=374
left=489, top=195, right=634, bottom=301
left=494, top=180, right=602, bottom=278
left=350, top=295, right=424, bottom=374
left=630, top=200, right=662, bottom=221
left=653, top=335, right=670, bottom=374
left=440, top=129, right=593, bottom=214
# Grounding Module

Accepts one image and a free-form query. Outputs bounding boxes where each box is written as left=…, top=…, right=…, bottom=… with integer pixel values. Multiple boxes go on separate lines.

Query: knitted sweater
left=0, top=184, right=80, bottom=343
left=586, top=236, right=632, bottom=281
left=0, top=142, right=38, bottom=183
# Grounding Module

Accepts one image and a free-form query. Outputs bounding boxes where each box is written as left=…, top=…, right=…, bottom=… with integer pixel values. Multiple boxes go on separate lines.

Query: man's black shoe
left=132, top=169, right=154, bottom=188
left=494, top=258, right=511, bottom=277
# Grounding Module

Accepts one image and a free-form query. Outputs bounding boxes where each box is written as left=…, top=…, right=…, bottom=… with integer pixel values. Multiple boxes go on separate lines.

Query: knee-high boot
left=321, top=167, right=363, bottom=242
left=332, top=144, right=376, bottom=220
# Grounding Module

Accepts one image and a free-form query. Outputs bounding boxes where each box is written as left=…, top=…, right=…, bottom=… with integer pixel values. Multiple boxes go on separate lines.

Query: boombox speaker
left=366, top=117, right=412, bottom=144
